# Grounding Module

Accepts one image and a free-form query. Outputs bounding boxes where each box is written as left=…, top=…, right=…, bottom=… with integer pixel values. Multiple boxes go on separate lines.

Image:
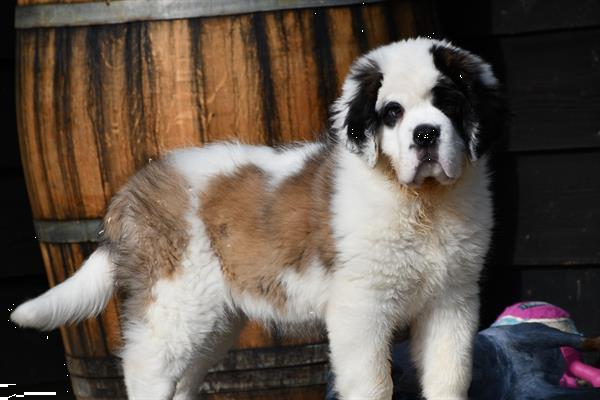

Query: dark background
left=1, top=1, right=72, bottom=396
left=1, top=0, right=599, bottom=394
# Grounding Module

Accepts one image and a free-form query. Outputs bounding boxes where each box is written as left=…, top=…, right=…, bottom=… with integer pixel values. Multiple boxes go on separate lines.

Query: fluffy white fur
left=11, top=248, right=114, bottom=331
left=11, top=38, right=501, bottom=400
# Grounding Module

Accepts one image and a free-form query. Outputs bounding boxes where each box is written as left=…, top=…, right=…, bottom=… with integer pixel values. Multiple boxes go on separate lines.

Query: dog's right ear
left=331, top=59, right=383, bottom=167
left=430, top=43, right=507, bottom=161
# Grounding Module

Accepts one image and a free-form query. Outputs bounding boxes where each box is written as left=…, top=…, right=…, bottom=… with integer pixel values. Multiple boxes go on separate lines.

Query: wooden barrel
left=15, top=1, right=427, bottom=398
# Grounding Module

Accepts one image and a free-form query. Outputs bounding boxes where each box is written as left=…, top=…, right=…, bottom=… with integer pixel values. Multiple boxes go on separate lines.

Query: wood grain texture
left=65, top=381, right=326, bottom=400
left=62, top=344, right=329, bottom=398
left=207, top=386, right=325, bottom=400
left=203, top=364, right=327, bottom=393
left=69, top=376, right=126, bottom=400
left=212, top=343, right=328, bottom=372
left=17, top=0, right=98, bottom=5
left=501, top=29, right=600, bottom=152
left=17, top=2, right=420, bottom=220
left=435, top=0, right=600, bottom=36
left=519, top=266, right=600, bottom=336
left=490, top=0, right=600, bottom=34
left=490, top=150, right=600, bottom=267
left=16, top=2, right=422, bottom=398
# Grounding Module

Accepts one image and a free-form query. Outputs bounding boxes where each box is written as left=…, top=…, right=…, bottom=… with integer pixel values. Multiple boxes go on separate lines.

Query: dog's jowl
left=12, top=38, right=505, bottom=400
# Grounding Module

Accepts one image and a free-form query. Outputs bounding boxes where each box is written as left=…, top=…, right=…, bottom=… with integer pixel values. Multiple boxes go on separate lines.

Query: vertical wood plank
left=325, top=7, right=358, bottom=95
left=208, top=386, right=325, bottom=400
left=67, top=27, right=106, bottom=216
left=361, top=4, right=392, bottom=48
left=262, top=10, right=324, bottom=143
left=198, top=15, right=266, bottom=144
left=389, top=1, right=419, bottom=38
left=17, top=0, right=99, bottom=5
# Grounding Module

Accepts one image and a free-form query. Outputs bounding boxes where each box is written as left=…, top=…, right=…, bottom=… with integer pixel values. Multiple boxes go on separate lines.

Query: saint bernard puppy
left=12, top=38, right=505, bottom=400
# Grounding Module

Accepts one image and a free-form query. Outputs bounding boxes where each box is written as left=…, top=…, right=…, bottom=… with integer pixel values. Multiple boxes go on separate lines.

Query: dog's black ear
left=431, top=44, right=507, bottom=160
left=335, top=59, right=383, bottom=167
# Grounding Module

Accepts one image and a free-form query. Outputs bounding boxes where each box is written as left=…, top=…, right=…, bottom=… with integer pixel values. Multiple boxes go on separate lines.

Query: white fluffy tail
left=11, top=248, right=115, bottom=331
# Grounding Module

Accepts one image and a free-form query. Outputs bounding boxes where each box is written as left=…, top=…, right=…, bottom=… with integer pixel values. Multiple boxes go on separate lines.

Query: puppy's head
left=331, top=38, right=506, bottom=187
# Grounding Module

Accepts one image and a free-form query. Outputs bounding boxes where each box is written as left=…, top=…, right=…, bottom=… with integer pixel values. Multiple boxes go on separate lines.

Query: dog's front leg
left=410, top=284, right=479, bottom=400
left=326, top=292, right=395, bottom=400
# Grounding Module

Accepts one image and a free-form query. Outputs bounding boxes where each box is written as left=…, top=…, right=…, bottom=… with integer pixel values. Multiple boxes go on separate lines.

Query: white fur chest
left=331, top=151, right=493, bottom=319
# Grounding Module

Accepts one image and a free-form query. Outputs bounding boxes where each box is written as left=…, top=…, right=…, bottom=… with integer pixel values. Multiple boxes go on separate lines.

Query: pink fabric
left=568, top=360, right=600, bottom=388
left=560, top=351, right=600, bottom=389
left=561, top=347, right=583, bottom=389
left=496, top=301, right=570, bottom=322
left=560, top=372, right=579, bottom=389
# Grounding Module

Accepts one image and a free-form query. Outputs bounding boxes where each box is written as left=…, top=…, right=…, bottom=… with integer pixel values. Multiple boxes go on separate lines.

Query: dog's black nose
left=413, top=124, right=440, bottom=147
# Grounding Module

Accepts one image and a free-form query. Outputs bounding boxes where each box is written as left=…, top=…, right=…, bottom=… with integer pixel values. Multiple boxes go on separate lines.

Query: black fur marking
left=343, top=60, right=383, bottom=150
left=431, top=77, right=467, bottom=142
left=430, top=44, right=507, bottom=159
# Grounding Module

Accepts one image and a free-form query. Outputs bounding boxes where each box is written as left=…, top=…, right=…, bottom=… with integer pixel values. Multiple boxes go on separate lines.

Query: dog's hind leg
left=120, top=253, right=231, bottom=400
left=120, top=302, right=233, bottom=400
left=173, top=315, right=245, bottom=400
left=120, top=318, right=183, bottom=400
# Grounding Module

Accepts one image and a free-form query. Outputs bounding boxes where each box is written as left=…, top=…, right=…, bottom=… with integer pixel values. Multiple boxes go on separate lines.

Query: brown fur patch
left=199, top=148, right=336, bottom=310
left=375, top=152, right=398, bottom=182
left=102, top=160, right=191, bottom=314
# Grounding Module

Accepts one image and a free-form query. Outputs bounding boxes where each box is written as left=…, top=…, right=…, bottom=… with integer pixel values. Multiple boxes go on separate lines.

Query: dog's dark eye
left=382, top=102, right=404, bottom=127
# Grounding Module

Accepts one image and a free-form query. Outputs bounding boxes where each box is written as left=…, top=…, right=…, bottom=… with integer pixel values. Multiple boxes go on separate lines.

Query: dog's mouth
left=418, top=149, right=438, bottom=164
left=410, top=155, right=456, bottom=187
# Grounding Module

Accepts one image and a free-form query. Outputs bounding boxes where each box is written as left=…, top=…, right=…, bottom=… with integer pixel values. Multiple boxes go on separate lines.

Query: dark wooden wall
left=431, top=0, right=600, bottom=337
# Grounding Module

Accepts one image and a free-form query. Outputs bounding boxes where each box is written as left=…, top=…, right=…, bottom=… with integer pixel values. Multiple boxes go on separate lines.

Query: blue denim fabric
left=326, top=323, right=600, bottom=399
